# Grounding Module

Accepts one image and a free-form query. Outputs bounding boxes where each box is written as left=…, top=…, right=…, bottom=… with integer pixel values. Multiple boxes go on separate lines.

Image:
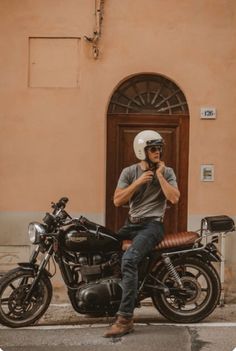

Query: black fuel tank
left=63, top=217, right=121, bottom=252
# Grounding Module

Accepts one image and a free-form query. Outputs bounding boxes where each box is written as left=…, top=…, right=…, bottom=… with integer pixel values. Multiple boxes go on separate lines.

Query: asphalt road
left=0, top=323, right=236, bottom=351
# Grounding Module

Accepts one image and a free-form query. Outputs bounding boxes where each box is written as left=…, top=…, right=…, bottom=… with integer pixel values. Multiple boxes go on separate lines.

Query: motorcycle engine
left=76, top=277, right=122, bottom=316
left=69, top=252, right=122, bottom=315
left=76, top=252, right=121, bottom=283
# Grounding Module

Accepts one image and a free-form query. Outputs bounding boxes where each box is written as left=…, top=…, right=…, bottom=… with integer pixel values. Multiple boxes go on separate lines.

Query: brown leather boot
left=103, top=315, right=134, bottom=338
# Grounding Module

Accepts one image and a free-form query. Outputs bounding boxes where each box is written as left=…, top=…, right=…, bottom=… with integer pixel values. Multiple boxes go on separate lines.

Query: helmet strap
left=145, top=156, right=158, bottom=171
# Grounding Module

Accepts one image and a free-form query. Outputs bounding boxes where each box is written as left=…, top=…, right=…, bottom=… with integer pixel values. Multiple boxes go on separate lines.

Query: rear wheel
left=0, top=268, right=52, bottom=328
left=151, top=256, right=221, bottom=323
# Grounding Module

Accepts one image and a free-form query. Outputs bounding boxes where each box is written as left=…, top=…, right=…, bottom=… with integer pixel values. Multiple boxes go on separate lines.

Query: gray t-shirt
left=117, top=163, right=178, bottom=218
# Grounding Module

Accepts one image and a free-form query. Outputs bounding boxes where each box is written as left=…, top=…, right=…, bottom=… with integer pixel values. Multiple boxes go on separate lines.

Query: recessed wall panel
left=29, top=37, right=80, bottom=88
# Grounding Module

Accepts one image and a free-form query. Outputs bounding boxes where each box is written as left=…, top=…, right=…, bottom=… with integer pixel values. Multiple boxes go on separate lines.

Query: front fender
left=18, top=262, right=53, bottom=277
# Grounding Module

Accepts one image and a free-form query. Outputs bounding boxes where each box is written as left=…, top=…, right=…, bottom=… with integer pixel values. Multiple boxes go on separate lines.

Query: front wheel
left=0, top=267, right=52, bottom=328
left=151, top=256, right=221, bottom=323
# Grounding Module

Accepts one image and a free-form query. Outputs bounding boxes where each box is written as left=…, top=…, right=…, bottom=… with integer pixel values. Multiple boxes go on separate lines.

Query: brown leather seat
left=122, top=231, right=199, bottom=251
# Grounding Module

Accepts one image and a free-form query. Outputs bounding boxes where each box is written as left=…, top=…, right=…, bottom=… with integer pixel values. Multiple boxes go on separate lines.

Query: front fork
left=28, top=245, right=41, bottom=264
left=22, top=245, right=53, bottom=303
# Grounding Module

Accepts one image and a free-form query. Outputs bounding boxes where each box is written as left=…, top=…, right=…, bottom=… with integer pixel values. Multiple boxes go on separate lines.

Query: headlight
left=28, top=222, right=46, bottom=244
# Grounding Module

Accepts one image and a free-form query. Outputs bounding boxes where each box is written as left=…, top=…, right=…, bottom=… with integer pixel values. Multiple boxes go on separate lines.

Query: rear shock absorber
left=162, top=255, right=183, bottom=288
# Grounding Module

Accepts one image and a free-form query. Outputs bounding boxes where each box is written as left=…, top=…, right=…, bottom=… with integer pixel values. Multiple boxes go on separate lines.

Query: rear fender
left=174, top=244, right=221, bottom=263
left=152, top=244, right=221, bottom=274
left=193, top=248, right=221, bottom=262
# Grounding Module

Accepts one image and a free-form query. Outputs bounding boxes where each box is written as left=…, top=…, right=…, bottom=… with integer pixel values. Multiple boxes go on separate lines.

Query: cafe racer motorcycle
left=0, top=197, right=234, bottom=328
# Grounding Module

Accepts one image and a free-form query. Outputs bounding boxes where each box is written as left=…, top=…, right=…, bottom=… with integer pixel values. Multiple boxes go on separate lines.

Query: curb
left=39, top=303, right=236, bottom=326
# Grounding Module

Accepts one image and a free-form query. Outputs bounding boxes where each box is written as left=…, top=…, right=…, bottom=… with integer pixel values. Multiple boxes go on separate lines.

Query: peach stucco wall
left=0, top=0, right=236, bottom=298
left=0, top=0, right=236, bottom=213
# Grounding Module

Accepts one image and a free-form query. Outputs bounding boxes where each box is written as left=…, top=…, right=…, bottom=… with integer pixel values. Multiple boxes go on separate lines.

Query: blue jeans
left=117, top=219, right=164, bottom=317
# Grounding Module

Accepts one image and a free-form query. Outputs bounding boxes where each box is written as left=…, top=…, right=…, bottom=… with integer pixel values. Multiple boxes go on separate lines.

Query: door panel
left=106, top=114, right=189, bottom=234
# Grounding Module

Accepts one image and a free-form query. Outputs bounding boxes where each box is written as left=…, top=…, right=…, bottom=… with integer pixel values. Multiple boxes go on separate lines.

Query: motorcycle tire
left=151, top=256, right=221, bottom=323
left=0, top=267, right=52, bottom=328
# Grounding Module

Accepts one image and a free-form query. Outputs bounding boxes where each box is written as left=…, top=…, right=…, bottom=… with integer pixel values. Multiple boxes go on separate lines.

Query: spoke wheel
left=0, top=268, right=52, bottom=328
left=152, top=257, right=221, bottom=323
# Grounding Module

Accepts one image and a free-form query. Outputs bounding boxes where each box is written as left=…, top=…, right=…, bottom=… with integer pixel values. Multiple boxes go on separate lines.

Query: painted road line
left=1, top=322, right=236, bottom=330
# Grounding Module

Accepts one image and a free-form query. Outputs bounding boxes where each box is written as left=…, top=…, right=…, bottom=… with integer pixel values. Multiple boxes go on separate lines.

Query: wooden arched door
left=106, top=74, right=189, bottom=234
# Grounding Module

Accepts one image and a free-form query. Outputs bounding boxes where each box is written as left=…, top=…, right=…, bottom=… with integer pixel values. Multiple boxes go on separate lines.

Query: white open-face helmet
left=133, top=130, right=164, bottom=160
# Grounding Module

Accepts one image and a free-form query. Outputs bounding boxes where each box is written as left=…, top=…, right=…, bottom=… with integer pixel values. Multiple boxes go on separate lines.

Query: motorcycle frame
left=18, top=227, right=230, bottom=310
left=4, top=198, right=233, bottom=326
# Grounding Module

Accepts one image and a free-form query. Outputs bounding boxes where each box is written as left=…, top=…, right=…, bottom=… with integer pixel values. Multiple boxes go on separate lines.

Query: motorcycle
left=0, top=197, right=234, bottom=328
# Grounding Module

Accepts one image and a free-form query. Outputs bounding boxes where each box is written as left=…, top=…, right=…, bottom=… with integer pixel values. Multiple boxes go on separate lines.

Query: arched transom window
left=108, top=74, right=188, bottom=114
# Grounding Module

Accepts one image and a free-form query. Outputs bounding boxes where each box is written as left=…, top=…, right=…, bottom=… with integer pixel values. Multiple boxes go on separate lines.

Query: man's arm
left=156, top=162, right=180, bottom=204
left=113, top=170, right=154, bottom=207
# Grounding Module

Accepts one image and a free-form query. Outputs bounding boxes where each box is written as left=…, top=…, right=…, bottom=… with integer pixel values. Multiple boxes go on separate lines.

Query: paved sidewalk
left=39, top=302, right=236, bottom=326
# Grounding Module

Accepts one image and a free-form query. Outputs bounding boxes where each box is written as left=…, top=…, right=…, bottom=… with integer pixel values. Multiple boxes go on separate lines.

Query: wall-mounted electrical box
left=201, top=165, right=215, bottom=182
left=200, top=107, right=217, bottom=119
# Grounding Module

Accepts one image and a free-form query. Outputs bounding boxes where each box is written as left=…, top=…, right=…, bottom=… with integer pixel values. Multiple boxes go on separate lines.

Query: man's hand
left=156, top=161, right=165, bottom=176
left=113, top=170, right=154, bottom=207
left=156, top=161, right=180, bottom=204
left=135, top=170, right=154, bottom=186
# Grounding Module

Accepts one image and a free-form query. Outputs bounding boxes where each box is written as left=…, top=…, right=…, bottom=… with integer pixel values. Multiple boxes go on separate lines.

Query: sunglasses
left=146, top=146, right=162, bottom=153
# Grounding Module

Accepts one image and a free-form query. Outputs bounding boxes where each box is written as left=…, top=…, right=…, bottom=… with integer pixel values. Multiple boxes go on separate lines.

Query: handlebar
left=51, top=197, right=69, bottom=211
left=43, top=197, right=71, bottom=227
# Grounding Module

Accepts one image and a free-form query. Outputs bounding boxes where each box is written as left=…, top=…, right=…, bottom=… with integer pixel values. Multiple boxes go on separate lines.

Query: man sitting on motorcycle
left=104, top=130, right=180, bottom=338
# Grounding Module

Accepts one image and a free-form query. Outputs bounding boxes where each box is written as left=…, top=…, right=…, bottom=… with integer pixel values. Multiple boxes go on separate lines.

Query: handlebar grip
left=59, top=197, right=69, bottom=204
left=57, top=197, right=69, bottom=209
